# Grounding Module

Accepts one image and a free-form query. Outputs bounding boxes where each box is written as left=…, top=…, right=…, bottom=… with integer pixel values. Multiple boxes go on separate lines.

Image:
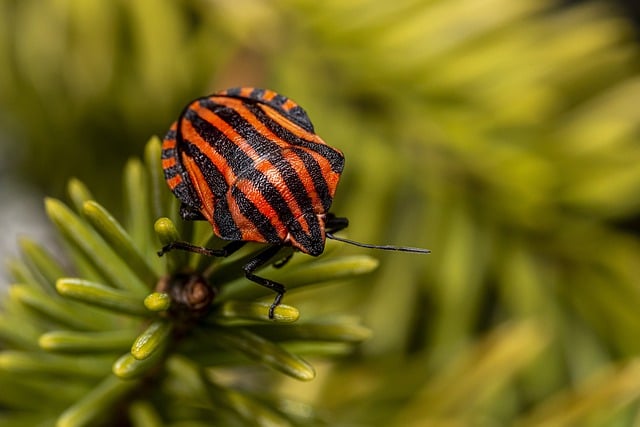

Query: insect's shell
left=161, top=87, right=345, bottom=256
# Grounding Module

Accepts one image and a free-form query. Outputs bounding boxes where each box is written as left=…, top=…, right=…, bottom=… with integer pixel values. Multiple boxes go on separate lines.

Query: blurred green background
left=2, top=0, right=640, bottom=425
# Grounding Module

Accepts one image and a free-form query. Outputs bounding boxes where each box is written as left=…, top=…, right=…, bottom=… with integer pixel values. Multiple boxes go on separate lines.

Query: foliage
left=2, top=0, right=640, bottom=425
left=0, top=138, right=374, bottom=426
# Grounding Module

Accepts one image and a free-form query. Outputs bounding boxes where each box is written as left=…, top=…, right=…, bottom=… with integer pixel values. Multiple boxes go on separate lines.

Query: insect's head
left=285, top=213, right=327, bottom=257
left=287, top=212, right=431, bottom=256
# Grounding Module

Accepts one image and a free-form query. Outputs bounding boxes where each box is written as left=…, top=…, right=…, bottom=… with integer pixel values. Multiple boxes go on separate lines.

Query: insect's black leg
left=179, top=204, right=207, bottom=221
left=158, top=240, right=246, bottom=258
left=273, top=251, right=294, bottom=269
left=242, top=245, right=287, bottom=319
left=325, top=213, right=349, bottom=234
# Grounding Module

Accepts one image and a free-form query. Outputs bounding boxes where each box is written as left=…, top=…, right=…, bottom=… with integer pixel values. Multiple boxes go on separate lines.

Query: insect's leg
left=242, top=245, right=287, bottom=319
left=273, top=251, right=294, bottom=269
left=325, top=213, right=349, bottom=234
left=179, top=204, right=207, bottom=221
left=158, top=240, right=246, bottom=258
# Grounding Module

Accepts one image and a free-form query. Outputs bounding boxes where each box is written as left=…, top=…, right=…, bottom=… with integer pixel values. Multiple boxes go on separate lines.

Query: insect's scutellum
left=160, top=87, right=429, bottom=318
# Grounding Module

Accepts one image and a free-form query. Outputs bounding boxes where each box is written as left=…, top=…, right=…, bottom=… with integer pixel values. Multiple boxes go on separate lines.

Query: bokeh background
left=2, top=0, right=640, bottom=425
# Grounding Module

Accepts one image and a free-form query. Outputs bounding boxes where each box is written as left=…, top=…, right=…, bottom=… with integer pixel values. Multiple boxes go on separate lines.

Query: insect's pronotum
left=160, top=87, right=429, bottom=318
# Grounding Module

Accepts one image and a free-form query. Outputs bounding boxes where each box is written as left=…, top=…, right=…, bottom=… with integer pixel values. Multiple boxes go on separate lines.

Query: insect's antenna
left=326, top=233, right=430, bottom=254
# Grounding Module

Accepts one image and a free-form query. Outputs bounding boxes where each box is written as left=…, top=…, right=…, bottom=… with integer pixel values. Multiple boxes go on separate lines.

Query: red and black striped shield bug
left=159, top=87, right=429, bottom=318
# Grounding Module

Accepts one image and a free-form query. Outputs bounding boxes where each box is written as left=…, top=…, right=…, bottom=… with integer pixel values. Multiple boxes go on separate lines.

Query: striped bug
left=160, top=87, right=429, bottom=318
